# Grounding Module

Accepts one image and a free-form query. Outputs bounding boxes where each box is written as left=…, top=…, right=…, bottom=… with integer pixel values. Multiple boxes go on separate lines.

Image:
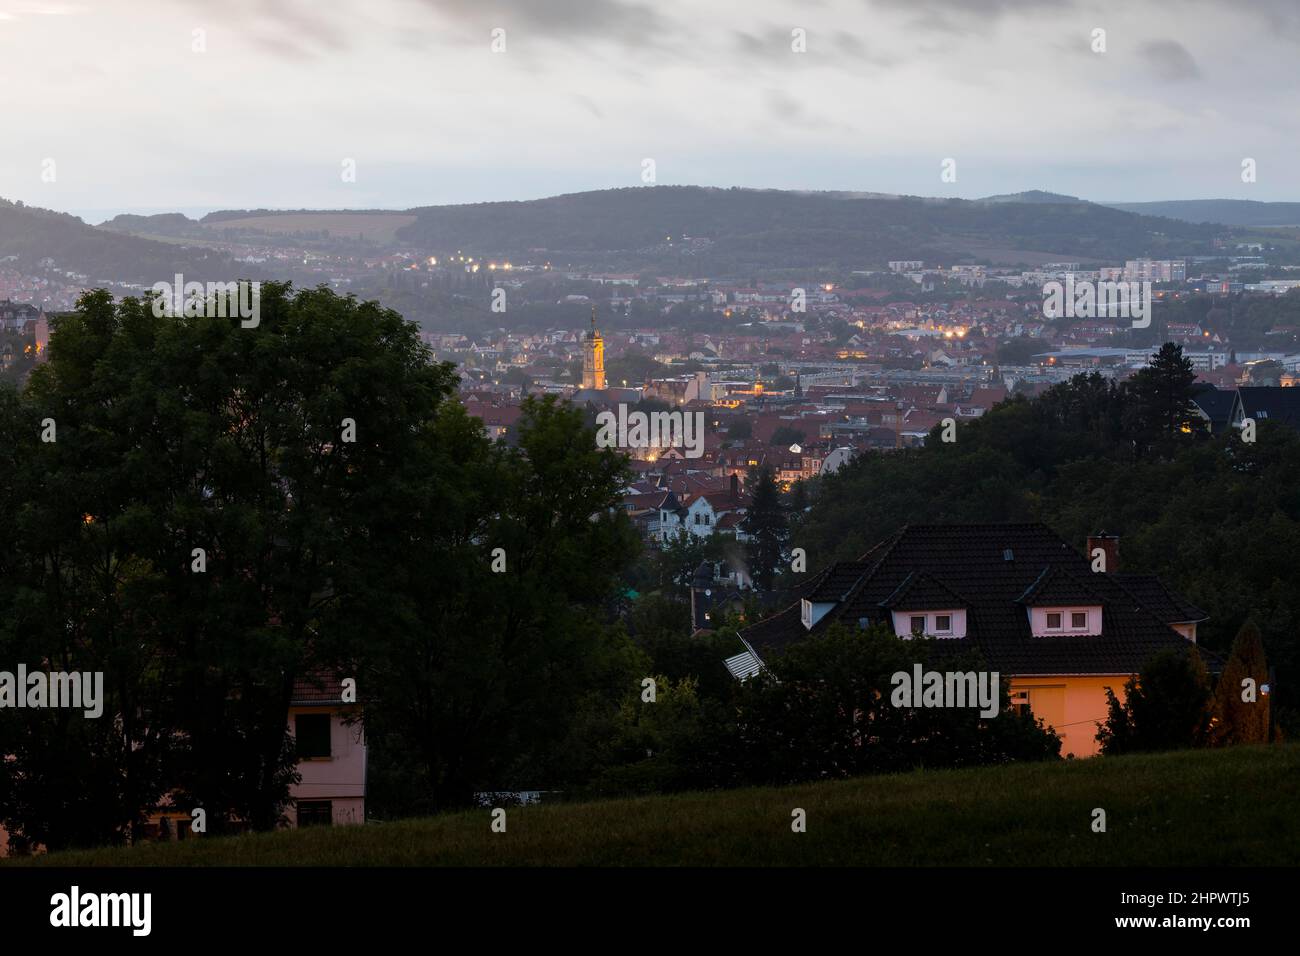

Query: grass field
left=205, top=213, right=417, bottom=244
left=12, top=745, right=1297, bottom=867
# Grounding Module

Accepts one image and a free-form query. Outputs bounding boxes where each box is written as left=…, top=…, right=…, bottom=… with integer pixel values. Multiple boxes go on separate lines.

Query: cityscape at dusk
left=0, top=0, right=1295, bottom=941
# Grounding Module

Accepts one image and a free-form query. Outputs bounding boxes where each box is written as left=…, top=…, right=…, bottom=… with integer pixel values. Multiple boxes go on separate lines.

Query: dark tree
left=1096, top=649, right=1213, bottom=755
left=1210, top=620, right=1272, bottom=746
left=730, top=624, right=1059, bottom=783
left=355, top=395, right=643, bottom=811
left=1122, top=342, right=1200, bottom=444
left=741, top=467, right=788, bottom=590
left=769, top=425, right=806, bottom=447
left=1, top=284, right=457, bottom=842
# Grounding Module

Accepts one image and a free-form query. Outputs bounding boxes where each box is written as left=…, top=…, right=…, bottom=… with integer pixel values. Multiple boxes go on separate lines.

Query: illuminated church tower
left=583, top=306, right=606, bottom=390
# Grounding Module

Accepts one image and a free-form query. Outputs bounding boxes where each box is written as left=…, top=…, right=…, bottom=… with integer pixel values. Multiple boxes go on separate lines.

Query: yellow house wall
left=1010, top=675, right=1129, bottom=758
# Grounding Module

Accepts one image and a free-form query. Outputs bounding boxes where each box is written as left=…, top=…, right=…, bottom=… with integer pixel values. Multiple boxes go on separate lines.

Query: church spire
left=583, top=304, right=606, bottom=390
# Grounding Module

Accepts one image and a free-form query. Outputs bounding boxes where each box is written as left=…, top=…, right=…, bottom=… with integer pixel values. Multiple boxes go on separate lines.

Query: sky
left=1, top=0, right=1297, bottom=221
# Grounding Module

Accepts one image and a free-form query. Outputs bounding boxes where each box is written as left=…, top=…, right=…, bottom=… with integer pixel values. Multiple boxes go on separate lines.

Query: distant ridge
left=978, top=190, right=1086, bottom=204
left=392, top=185, right=1216, bottom=269
left=1102, top=199, right=1300, bottom=227
left=8, top=185, right=1244, bottom=279
left=0, top=198, right=250, bottom=285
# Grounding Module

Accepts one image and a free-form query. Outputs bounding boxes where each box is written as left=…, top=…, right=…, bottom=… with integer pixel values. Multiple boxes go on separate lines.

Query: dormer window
left=802, top=599, right=836, bottom=631
left=1030, top=606, right=1101, bottom=637
left=893, top=609, right=966, bottom=639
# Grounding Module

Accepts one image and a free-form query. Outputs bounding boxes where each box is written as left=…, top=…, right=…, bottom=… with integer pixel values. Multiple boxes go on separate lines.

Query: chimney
left=1086, top=532, right=1119, bottom=573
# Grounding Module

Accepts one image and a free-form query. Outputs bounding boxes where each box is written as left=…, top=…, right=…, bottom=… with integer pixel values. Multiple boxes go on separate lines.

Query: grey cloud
left=732, top=27, right=896, bottom=68
left=732, top=28, right=794, bottom=56
left=420, top=0, right=671, bottom=46
left=871, top=0, right=1072, bottom=13
left=833, top=31, right=899, bottom=67
left=732, top=30, right=770, bottom=56
left=182, top=0, right=353, bottom=58
left=1141, top=39, right=1201, bottom=81
left=1201, top=0, right=1300, bottom=39
left=185, top=0, right=672, bottom=59
left=572, top=93, right=605, bottom=119
left=869, top=0, right=1073, bottom=36
left=765, top=88, right=818, bottom=128
left=763, top=88, right=853, bottom=133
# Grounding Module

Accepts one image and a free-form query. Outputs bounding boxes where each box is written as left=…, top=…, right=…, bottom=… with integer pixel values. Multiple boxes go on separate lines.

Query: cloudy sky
left=1, top=0, right=1297, bottom=220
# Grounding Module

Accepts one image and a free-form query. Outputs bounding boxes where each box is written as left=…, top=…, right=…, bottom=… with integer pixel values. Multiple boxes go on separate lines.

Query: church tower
left=583, top=305, right=606, bottom=390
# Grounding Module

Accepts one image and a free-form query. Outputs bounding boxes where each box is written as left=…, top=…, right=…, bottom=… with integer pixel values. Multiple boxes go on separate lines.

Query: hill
left=1104, top=199, right=1300, bottom=227
left=11, top=744, right=1295, bottom=866
left=87, top=187, right=1230, bottom=273
left=394, top=186, right=1219, bottom=272
left=978, top=190, right=1086, bottom=204
left=27, top=187, right=1274, bottom=285
left=0, top=199, right=254, bottom=285
left=100, top=207, right=417, bottom=251
left=97, top=211, right=209, bottom=240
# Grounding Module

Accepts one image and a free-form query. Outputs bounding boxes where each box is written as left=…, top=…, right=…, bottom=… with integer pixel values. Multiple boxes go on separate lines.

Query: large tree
left=2, top=285, right=649, bottom=844
left=0, top=284, right=459, bottom=843
left=351, top=394, right=642, bottom=811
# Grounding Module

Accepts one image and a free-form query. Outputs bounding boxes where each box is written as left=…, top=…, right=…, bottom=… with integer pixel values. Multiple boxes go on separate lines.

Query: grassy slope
left=203, top=213, right=417, bottom=244
left=14, top=745, right=1297, bottom=867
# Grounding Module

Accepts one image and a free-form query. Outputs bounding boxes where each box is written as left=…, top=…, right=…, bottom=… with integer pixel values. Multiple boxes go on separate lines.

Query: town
left=1, top=0, right=1297, bottom=927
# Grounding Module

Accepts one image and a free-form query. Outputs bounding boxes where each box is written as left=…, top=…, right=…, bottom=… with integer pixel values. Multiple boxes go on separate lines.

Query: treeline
left=1120, top=289, right=1300, bottom=351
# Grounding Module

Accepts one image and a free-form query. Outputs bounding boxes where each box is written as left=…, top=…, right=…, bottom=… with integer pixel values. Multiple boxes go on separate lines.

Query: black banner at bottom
left=0, top=865, right=1283, bottom=942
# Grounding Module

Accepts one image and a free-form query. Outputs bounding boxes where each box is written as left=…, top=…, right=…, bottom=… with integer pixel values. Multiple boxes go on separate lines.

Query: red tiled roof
left=291, top=671, right=356, bottom=706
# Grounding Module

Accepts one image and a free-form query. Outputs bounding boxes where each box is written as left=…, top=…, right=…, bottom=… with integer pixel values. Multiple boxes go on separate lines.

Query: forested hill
left=1103, top=199, right=1300, bottom=227
left=396, top=186, right=1220, bottom=271
left=0, top=198, right=252, bottom=285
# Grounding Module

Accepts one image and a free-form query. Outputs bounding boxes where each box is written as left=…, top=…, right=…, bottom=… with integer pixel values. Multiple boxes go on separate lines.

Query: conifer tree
left=741, top=467, right=788, bottom=591
left=1210, top=620, right=1271, bottom=746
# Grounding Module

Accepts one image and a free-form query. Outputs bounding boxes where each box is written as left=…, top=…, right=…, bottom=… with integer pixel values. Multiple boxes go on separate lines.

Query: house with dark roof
left=689, top=559, right=751, bottom=633
left=656, top=475, right=749, bottom=544
left=1232, top=386, right=1300, bottom=430
left=731, top=523, right=1214, bottom=757
left=1189, top=384, right=1236, bottom=433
